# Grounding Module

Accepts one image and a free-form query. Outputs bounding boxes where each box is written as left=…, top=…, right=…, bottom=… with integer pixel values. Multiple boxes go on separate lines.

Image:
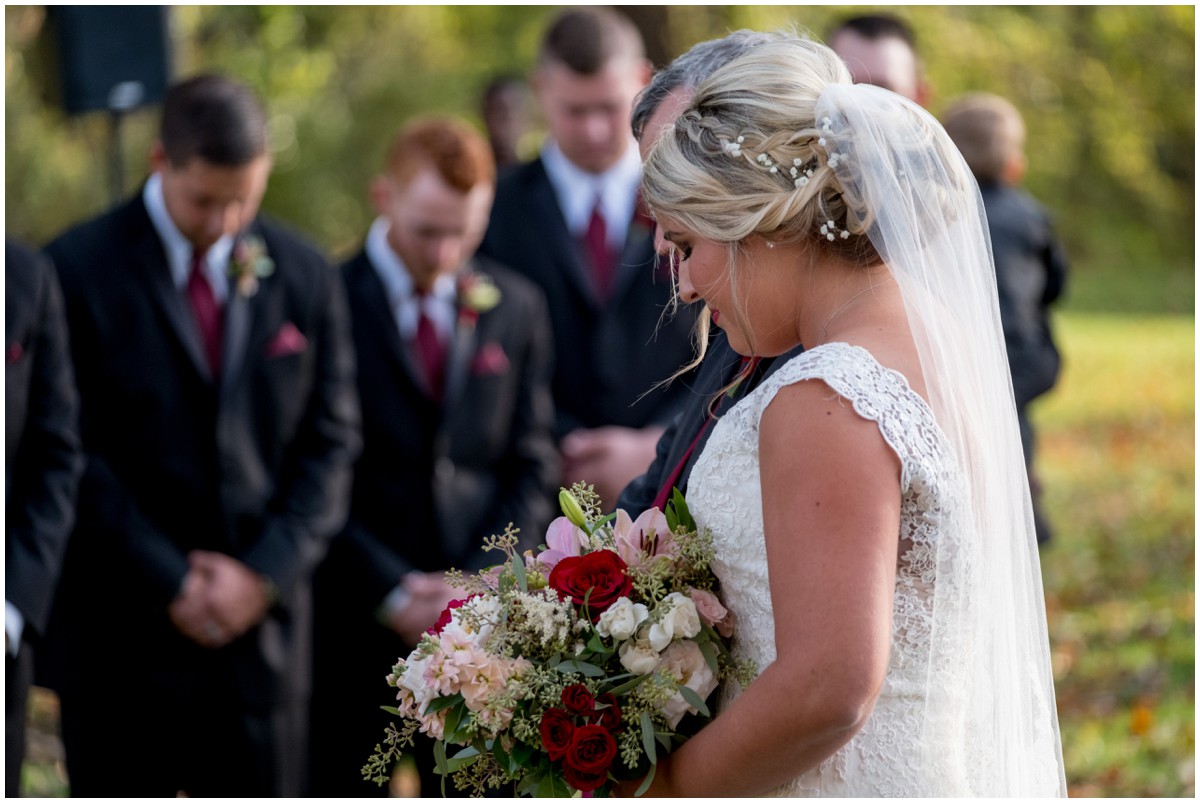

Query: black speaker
left=49, top=6, right=172, bottom=115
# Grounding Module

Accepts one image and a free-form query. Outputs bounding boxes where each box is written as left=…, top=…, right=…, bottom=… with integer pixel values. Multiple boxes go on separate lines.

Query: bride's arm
left=639, top=378, right=902, bottom=796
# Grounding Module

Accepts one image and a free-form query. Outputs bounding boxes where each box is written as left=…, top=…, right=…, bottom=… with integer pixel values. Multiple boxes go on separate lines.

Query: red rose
left=539, top=708, right=575, bottom=761
left=563, top=763, right=609, bottom=793
left=427, top=595, right=476, bottom=636
left=561, top=684, right=595, bottom=717
left=595, top=692, right=621, bottom=731
left=564, top=723, right=617, bottom=780
left=548, top=551, right=632, bottom=620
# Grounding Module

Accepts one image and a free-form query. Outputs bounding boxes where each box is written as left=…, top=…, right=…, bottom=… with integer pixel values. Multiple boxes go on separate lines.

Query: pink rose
left=658, top=640, right=719, bottom=729
left=689, top=587, right=733, bottom=638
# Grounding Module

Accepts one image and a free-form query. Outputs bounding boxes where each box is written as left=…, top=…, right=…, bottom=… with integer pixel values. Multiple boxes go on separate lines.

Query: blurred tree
left=5, top=6, right=1193, bottom=312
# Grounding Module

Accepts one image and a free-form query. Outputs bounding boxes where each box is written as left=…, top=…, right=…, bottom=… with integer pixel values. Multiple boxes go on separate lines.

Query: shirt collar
left=540, top=139, right=642, bottom=248
left=365, top=216, right=457, bottom=338
left=143, top=173, right=233, bottom=303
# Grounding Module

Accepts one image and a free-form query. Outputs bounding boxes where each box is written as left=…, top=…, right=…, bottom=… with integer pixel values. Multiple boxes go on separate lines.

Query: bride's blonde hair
left=643, top=37, right=879, bottom=262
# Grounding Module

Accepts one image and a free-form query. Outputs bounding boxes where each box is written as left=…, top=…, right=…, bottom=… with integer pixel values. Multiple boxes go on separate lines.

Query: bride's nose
left=676, top=258, right=701, bottom=304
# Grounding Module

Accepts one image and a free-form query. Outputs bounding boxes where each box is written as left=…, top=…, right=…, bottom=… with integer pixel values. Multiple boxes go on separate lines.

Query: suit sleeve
left=5, top=255, right=83, bottom=637
left=467, top=285, right=560, bottom=568
left=239, top=261, right=362, bottom=596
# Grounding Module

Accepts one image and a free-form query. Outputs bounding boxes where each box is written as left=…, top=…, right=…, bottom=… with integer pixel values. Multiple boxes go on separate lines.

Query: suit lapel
left=609, top=192, right=657, bottom=303
left=128, top=204, right=213, bottom=382
left=355, top=252, right=433, bottom=395
left=528, top=161, right=602, bottom=311
left=441, top=307, right=476, bottom=415
left=220, top=287, right=253, bottom=399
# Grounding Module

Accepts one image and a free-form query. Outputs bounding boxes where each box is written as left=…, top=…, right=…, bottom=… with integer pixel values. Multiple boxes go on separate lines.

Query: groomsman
left=619, top=31, right=805, bottom=515
left=308, top=116, right=558, bottom=796
left=41, top=74, right=360, bottom=797
left=5, top=240, right=83, bottom=797
left=480, top=7, right=700, bottom=510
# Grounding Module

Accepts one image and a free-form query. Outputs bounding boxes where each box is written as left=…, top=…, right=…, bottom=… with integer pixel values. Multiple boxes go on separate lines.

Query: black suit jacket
left=617, top=333, right=803, bottom=515
left=479, top=157, right=699, bottom=437
left=5, top=241, right=82, bottom=642
left=309, top=250, right=558, bottom=796
left=41, top=192, right=360, bottom=714
left=324, top=250, right=558, bottom=612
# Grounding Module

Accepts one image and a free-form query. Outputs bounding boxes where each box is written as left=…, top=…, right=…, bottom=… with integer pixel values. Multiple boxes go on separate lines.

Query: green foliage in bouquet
left=362, top=484, right=753, bottom=797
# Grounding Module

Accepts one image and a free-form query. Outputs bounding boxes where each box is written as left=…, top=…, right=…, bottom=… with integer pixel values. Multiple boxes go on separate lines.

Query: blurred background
left=5, top=5, right=1194, bottom=797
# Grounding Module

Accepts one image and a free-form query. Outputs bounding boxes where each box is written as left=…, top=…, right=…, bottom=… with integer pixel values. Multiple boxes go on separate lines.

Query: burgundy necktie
left=414, top=296, right=446, bottom=400
left=584, top=196, right=615, bottom=300
left=186, top=248, right=223, bottom=377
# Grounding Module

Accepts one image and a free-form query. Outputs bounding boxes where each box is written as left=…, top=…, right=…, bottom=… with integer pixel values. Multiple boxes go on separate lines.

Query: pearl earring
left=766, top=241, right=776, bottom=249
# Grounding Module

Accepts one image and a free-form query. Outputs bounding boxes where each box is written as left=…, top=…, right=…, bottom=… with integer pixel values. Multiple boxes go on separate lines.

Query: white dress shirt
left=143, top=173, right=233, bottom=303
left=365, top=216, right=456, bottom=342
left=540, top=138, right=643, bottom=252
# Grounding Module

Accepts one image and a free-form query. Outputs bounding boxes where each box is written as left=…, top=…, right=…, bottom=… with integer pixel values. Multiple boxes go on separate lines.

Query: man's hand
left=168, top=564, right=223, bottom=648
left=560, top=425, right=665, bottom=510
left=186, top=550, right=273, bottom=645
left=386, top=572, right=460, bottom=645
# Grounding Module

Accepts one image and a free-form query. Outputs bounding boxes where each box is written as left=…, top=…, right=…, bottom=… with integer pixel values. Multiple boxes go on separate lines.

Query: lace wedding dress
left=689, top=342, right=1048, bottom=796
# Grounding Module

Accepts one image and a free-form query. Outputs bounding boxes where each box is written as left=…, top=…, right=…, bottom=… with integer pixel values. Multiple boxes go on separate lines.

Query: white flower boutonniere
left=230, top=234, right=275, bottom=298
left=456, top=271, right=501, bottom=326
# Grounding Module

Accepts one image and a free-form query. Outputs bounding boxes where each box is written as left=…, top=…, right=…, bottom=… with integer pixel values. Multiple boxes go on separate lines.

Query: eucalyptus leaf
left=554, top=659, right=606, bottom=677
left=678, top=685, right=711, bottom=718
left=605, top=673, right=649, bottom=696
left=698, top=638, right=720, bottom=674
left=424, top=692, right=465, bottom=714
left=635, top=763, right=657, bottom=797
left=640, top=711, right=657, bottom=765
left=512, top=551, right=528, bottom=592
left=380, top=705, right=403, bottom=716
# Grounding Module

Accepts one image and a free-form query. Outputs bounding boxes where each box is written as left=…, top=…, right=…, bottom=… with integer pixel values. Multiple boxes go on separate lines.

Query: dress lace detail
left=689, top=342, right=970, bottom=796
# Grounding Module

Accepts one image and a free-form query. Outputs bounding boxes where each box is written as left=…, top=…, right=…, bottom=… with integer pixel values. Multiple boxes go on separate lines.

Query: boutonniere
left=229, top=234, right=275, bottom=298
left=455, top=271, right=502, bottom=327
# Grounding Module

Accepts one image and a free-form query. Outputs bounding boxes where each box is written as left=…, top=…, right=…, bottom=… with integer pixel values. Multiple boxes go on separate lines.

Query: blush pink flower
left=612, top=507, right=674, bottom=569
left=657, top=640, right=718, bottom=729
left=536, top=516, right=588, bottom=571
left=688, top=587, right=734, bottom=637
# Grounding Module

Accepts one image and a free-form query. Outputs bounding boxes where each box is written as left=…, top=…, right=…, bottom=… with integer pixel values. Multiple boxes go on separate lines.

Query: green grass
left=20, top=311, right=1195, bottom=797
left=1033, top=311, right=1194, bottom=796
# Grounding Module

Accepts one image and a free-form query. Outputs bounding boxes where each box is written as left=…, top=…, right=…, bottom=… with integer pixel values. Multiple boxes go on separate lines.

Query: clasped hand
left=168, top=550, right=273, bottom=649
left=387, top=572, right=460, bottom=646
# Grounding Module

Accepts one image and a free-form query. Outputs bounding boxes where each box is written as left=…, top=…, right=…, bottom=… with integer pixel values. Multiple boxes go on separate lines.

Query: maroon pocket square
left=470, top=342, right=510, bottom=376
left=6, top=342, right=23, bottom=364
left=264, top=322, right=307, bottom=358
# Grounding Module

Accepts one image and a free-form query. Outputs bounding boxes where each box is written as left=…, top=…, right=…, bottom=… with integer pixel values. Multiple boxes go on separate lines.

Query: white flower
left=647, top=592, right=701, bottom=652
left=658, top=641, right=719, bottom=728
left=618, top=639, right=662, bottom=675
left=596, top=597, right=649, bottom=642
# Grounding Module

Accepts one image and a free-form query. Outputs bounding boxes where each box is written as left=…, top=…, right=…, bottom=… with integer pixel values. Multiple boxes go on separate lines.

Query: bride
left=631, top=37, right=1066, bottom=796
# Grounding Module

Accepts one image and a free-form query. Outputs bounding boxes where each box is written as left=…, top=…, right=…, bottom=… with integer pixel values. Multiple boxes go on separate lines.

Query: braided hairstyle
left=641, top=37, right=881, bottom=268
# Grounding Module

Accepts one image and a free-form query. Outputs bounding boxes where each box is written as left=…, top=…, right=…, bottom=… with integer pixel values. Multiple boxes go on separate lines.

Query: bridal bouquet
left=363, top=485, right=753, bottom=797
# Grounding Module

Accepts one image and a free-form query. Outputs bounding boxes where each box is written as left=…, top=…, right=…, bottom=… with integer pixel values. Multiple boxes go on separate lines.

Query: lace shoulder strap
left=742, top=342, right=945, bottom=491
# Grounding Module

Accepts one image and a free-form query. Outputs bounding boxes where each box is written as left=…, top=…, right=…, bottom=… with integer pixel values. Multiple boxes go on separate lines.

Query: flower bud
left=559, top=489, right=588, bottom=530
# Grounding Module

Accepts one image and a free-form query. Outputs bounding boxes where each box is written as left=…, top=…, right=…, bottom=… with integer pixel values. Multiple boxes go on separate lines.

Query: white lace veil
left=816, top=82, right=1066, bottom=795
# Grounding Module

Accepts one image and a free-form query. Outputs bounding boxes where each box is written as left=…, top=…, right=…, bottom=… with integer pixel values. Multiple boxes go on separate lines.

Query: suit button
left=436, top=459, right=455, bottom=482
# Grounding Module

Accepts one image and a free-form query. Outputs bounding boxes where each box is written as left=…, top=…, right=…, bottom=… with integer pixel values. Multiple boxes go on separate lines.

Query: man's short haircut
left=942, top=93, right=1026, bottom=184
left=385, top=116, right=496, bottom=193
left=829, top=13, right=918, bottom=51
left=631, top=30, right=781, bottom=141
left=160, top=74, right=268, bottom=167
left=537, top=7, right=644, bottom=75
